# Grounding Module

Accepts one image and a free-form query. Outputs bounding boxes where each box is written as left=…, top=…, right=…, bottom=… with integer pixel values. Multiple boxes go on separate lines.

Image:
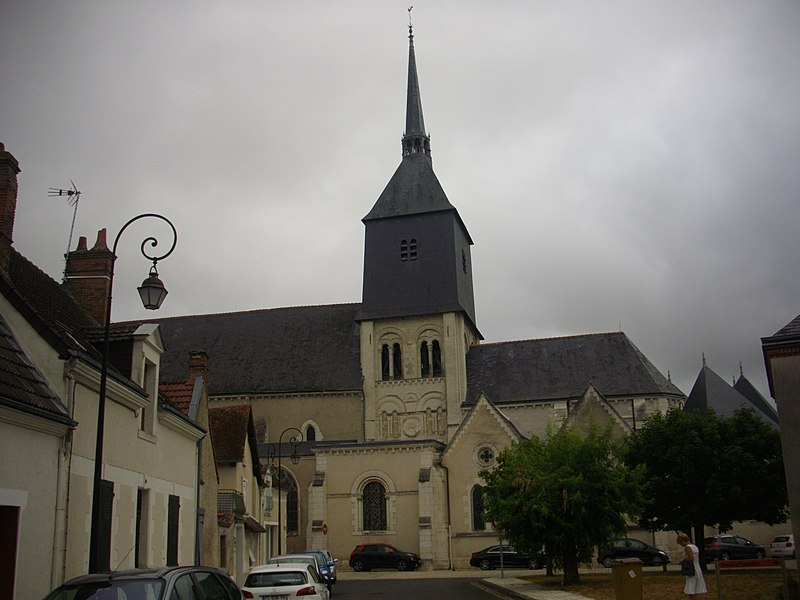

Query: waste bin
left=611, top=557, right=642, bottom=600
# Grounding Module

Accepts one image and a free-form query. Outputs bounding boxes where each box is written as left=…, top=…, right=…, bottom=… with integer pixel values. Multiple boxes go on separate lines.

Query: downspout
left=438, top=460, right=453, bottom=570
left=195, top=436, right=202, bottom=565
left=52, top=363, right=77, bottom=589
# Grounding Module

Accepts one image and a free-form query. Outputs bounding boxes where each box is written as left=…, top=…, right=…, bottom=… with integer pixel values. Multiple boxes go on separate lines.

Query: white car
left=242, top=563, right=330, bottom=599
left=770, top=534, right=795, bottom=558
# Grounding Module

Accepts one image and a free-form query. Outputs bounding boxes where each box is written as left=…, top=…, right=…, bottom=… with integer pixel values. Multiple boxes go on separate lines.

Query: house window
left=167, top=494, right=180, bottom=566
left=472, top=485, right=486, bottom=531
left=97, top=479, right=115, bottom=572
left=135, top=488, right=150, bottom=567
left=381, top=344, right=390, bottom=380
left=420, top=341, right=430, bottom=377
left=363, top=481, right=387, bottom=531
left=400, top=239, right=418, bottom=261
left=305, top=425, right=316, bottom=442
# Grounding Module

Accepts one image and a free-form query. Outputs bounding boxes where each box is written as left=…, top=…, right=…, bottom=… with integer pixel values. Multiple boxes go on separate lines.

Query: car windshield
left=44, top=580, right=163, bottom=600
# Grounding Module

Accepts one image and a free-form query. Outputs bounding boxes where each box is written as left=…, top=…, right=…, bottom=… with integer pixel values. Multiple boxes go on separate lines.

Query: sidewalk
left=481, top=576, right=592, bottom=600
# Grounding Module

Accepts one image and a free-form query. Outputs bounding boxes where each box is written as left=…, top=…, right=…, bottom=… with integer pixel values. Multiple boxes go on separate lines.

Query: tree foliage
left=623, top=407, right=788, bottom=549
left=481, top=423, right=644, bottom=585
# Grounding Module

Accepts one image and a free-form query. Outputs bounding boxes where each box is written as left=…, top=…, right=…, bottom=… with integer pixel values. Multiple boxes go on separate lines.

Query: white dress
left=683, top=544, right=707, bottom=595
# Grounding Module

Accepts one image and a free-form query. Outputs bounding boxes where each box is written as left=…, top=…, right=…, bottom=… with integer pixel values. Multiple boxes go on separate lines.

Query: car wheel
left=527, top=558, right=539, bottom=569
left=602, top=556, right=614, bottom=568
left=396, top=559, right=408, bottom=571
left=651, top=556, right=666, bottom=565
left=720, top=551, right=730, bottom=561
left=352, top=559, right=367, bottom=572
left=755, top=550, right=765, bottom=559
left=479, top=558, right=493, bottom=571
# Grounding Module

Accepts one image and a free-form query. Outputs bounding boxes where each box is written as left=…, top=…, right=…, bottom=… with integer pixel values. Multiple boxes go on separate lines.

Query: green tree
left=481, top=423, right=643, bottom=585
left=623, top=407, right=788, bottom=555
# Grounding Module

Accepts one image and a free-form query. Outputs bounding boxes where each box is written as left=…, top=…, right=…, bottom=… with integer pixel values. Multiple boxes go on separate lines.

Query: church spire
left=402, top=11, right=431, bottom=158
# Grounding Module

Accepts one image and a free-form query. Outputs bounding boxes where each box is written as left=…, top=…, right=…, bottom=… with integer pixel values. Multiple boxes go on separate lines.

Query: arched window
left=420, top=341, right=430, bottom=377
left=362, top=481, right=387, bottom=531
left=420, top=339, right=443, bottom=378
left=400, top=239, right=418, bottom=261
left=392, top=343, right=402, bottom=379
left=432, top=340, right=442, bottom=376
left=305, top=425, right=316, bottom=442
left=381, top=344, right=390, bottom=380
left=472, top=485, right=486, bottom=531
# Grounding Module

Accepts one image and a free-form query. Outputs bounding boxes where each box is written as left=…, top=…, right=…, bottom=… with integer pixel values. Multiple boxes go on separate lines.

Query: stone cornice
left=0, top=403, right=73, bottom=436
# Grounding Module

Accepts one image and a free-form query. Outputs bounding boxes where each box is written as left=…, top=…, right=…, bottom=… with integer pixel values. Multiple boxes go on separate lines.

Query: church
left=137, top=24, right=686, bottom=570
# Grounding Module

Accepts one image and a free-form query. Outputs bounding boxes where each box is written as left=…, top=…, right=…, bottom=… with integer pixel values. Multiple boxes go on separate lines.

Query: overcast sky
left=2, top=1, right=799, bottom=401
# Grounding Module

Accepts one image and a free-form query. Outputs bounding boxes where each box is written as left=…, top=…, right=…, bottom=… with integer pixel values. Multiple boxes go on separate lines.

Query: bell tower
left=359, top=23, right=480, bottom=443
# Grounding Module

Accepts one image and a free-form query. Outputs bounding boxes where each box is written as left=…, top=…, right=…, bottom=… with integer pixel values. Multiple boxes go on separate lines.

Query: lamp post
left=269, top=427, right=302, bottom=556
left=88, top=213, right=177, bottom=573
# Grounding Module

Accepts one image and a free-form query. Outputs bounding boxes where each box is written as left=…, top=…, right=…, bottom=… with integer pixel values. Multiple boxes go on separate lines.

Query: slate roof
left=733, top=373, right=779, bottom=423
left=2, top=249, right=102, bottom=359
left=763, top=314, right=800, bottom=343
left=685, top=365, right=778, bottom=427
left=363, top=153, right=457, bottom=221
left=464, top=332, right=684, bottom=406
left=0, top=315, right=75, bottom=426
left=137, top=303, right=363, bottom=396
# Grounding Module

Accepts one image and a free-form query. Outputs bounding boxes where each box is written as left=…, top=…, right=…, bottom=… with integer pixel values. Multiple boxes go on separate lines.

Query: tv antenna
left=48, top=180, right=82, bottom=281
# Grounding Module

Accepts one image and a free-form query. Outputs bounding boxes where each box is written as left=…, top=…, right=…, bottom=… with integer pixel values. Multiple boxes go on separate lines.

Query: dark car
left=42, top=566, right=243, bottom=600
left=348, top=542, right=421, bottom=571
left=469, top=544, right=545, bottom=570
left=704, top=534, right=766, bottom=563
left=598, top=538, right=670, bottom=568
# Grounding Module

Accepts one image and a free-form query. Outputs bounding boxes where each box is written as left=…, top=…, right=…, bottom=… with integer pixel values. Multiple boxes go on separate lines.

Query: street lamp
left=88, top=213, right=177, bottom=573
left=268, top=427, right=303, bottom=556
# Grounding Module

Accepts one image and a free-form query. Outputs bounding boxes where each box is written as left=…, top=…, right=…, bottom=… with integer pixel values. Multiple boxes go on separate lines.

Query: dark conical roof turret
left=402, top=23, right=431, bottom=157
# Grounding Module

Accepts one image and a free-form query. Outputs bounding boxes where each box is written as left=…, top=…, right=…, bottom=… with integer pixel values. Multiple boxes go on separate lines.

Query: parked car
left=42, top=566, right=243, bottom=600
left=269, top=554, right=332, bottom=591
left=469, top=544, right=545, bottom=570
left=242, top=564, right=329, bottom=600
left=348, top=542, right=421, bottom=571
left=598, top=538, right=670, bottom=568
left=769, top=534, right=795, bottom=558
left=306, top=549, right=338, bottom=583
left=704, top=534, right=766, bottom=562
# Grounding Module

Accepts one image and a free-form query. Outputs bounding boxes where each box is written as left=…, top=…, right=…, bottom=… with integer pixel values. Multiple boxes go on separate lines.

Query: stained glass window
left=363, top=481, right=387, bottom=531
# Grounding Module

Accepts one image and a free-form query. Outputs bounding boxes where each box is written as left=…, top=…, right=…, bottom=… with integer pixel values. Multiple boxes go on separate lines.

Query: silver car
left=770, top=534, right=795, bottom=558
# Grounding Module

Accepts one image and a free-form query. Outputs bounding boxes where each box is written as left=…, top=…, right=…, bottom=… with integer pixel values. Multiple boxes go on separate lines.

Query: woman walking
left=677, top=532, right=707, bottom=597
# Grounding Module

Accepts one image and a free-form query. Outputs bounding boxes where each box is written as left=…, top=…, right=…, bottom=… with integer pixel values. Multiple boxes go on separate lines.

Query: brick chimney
left=188, top=350, right=209, bottom=384
left=64, top=229, right=114, bottom=323
left=0, top=142, right=21, bottom=273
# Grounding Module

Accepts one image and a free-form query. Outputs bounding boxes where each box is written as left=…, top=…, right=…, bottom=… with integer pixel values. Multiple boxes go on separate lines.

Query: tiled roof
left=209, top=405, right=252, bottom=462
left=465, top=331, right=684, bottom=405
left=134, top=304, right=363, bottom=395
left=0, top=316, right=75, bottom=426
left=160, top=380, right=195, bottom=416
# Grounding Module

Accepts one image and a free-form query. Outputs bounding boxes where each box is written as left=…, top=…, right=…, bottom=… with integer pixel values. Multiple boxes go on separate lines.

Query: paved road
left=331, top=576, right=518, bottom=600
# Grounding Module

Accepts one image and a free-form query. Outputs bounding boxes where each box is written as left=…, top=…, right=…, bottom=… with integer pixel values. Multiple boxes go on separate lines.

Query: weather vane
left=48, top=180, right=82, bottom=281
left=408, top=6, right=413, bottom=28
